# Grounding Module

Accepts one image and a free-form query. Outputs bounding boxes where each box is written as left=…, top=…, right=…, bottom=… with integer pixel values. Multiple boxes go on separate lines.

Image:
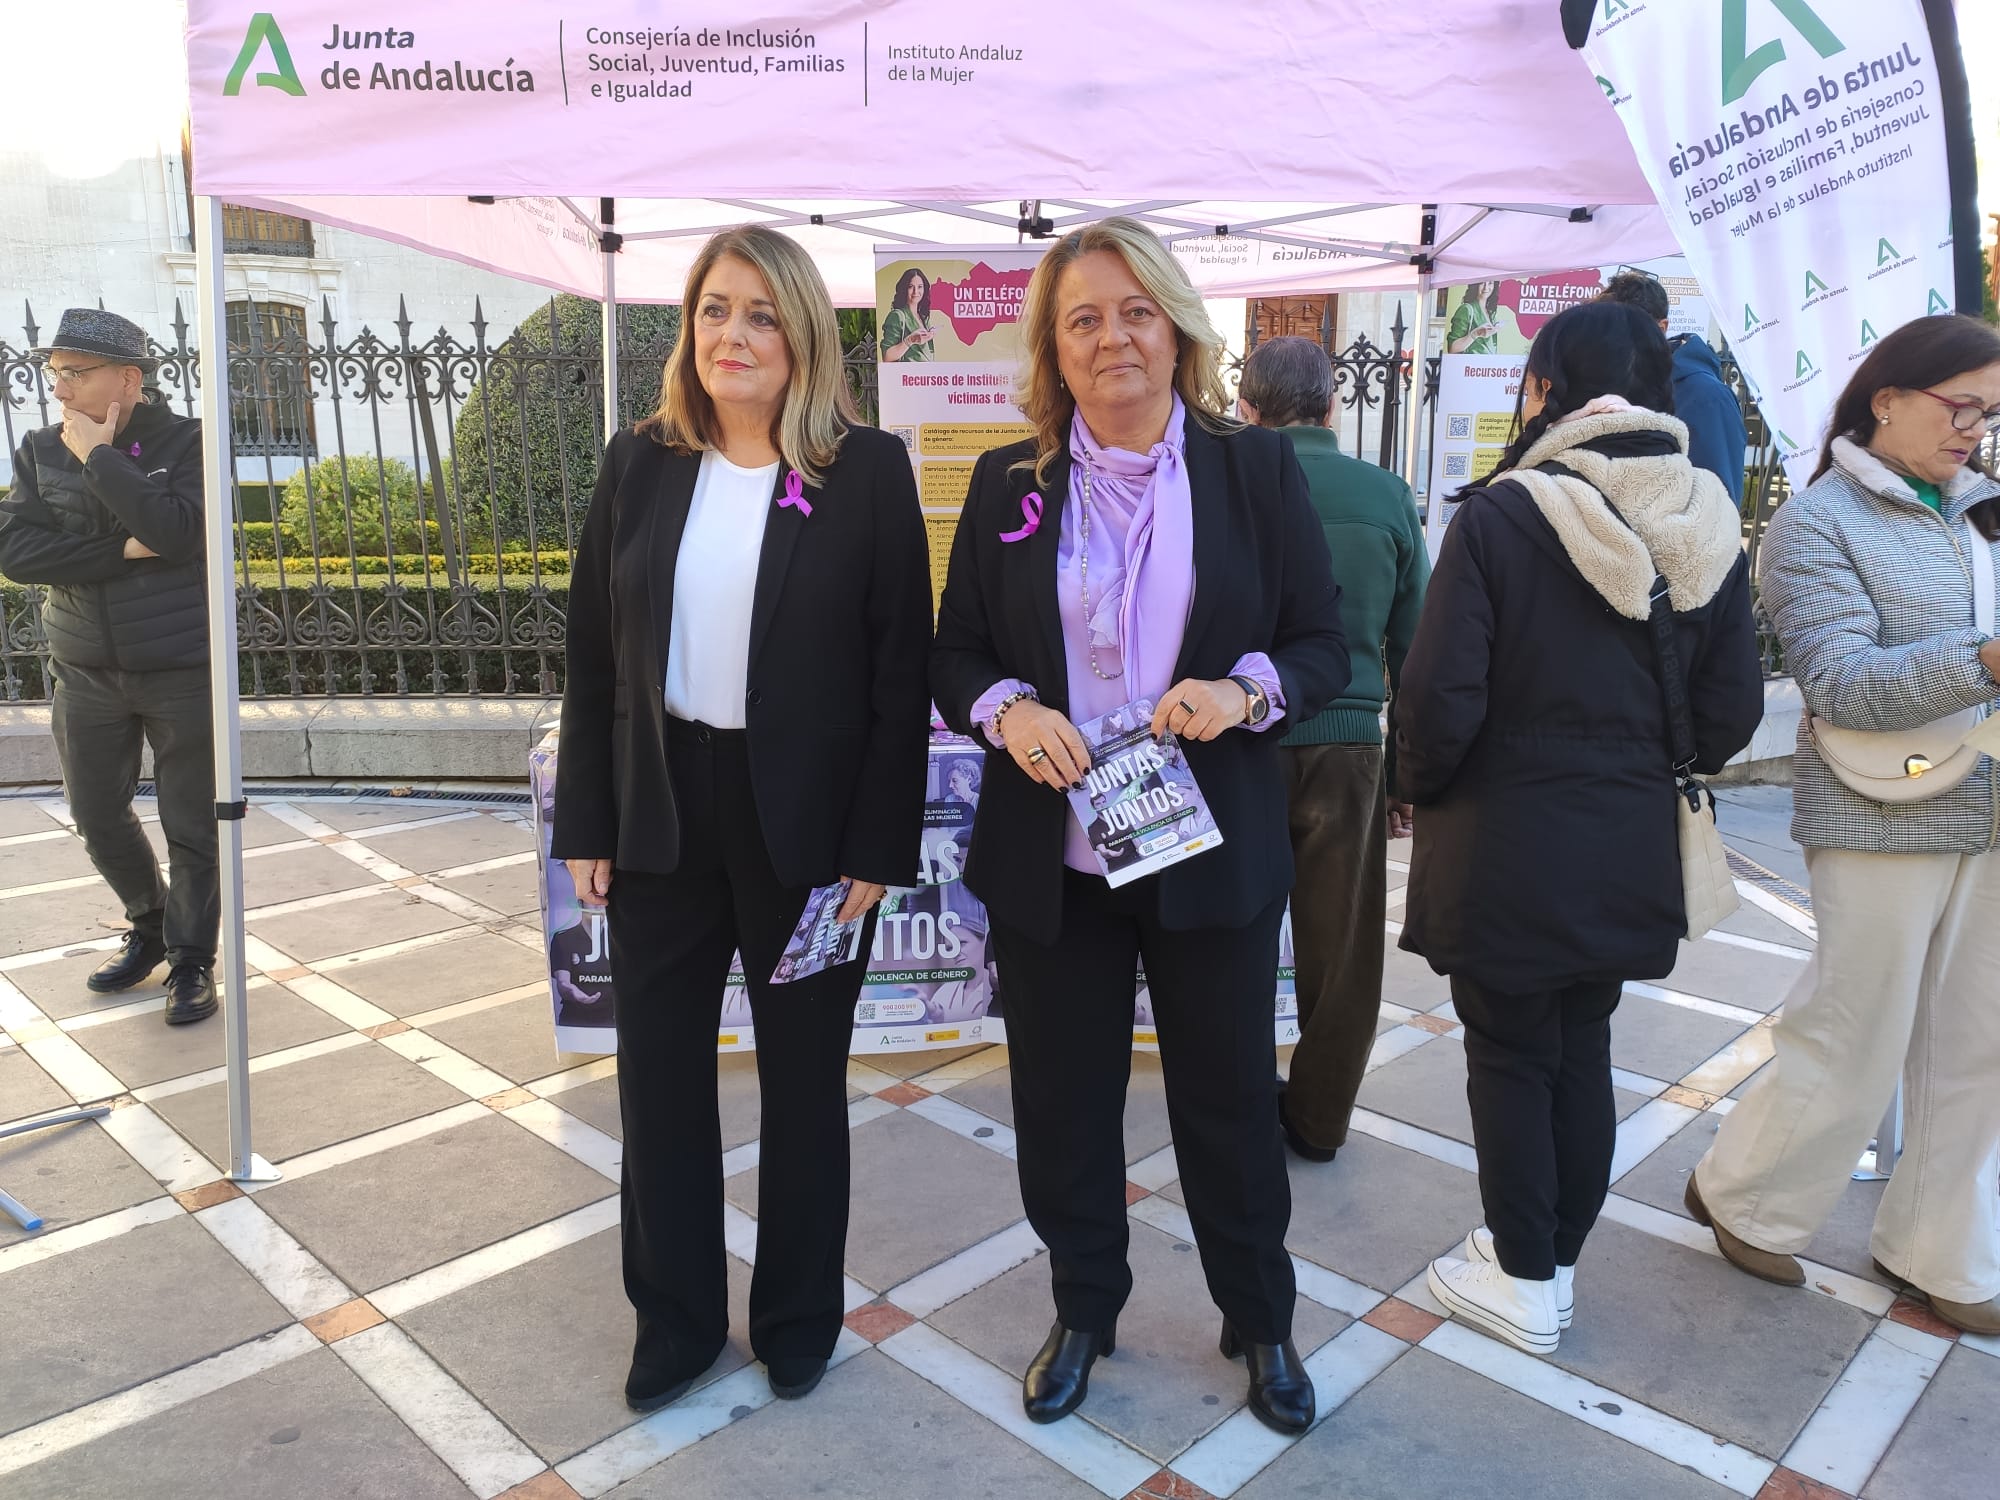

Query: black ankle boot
left=1277, top=1080, right=1338, bottom=1164
left=89, top=928, right=167, bottom=994
left=1022, top=1319, right=1116, bottom=1423
left=1220, top=1321, right=1316, bottom=1435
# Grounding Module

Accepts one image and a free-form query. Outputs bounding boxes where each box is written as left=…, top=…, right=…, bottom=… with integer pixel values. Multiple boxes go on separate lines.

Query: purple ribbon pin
left=1000, top=492, right=1043, bottom=543
left=778, top=469, right=811, bottom=518
left=128, top=442, right=141, bottom=458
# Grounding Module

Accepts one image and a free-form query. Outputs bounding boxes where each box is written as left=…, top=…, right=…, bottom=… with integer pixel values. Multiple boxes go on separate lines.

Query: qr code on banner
left=1444, top=453, right=1472, bottom=479
left=856, top=1002, right=876, bottom=1021
left=1446, top=414, right=1473, bottom=440
left=889, top=426, right=916, bottom=453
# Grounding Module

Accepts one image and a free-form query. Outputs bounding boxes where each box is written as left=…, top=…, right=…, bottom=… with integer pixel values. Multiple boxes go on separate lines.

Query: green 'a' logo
left=1744, top=303, right=1761, bottom=331
left=1721, top=0, right=1844, bottom=105
left=1777, top=428, right=1799, bottom=449
left=1604, top=0, right=1631, bottom=17
left=1860, top=319, right=1879, bottom=346
left=1876, top=238, right=1901, bottom=266
left=1804, top=269, right=1829, bottom=298
left=1596, top=75, right=1617, bottom=100
left=1795, top=349, right=1816, bottom=378
left=223, top=13, right=305, bottom=97
left=1927, top=288, right=1952, bottom=315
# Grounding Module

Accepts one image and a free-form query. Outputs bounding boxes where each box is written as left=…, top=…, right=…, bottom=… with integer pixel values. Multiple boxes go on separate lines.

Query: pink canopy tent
left=181, top=0, right=1680, bottom=1178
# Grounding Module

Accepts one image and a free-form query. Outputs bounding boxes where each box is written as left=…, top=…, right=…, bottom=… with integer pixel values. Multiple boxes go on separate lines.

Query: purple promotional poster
left=532, top=730, right=1296, bottom=1058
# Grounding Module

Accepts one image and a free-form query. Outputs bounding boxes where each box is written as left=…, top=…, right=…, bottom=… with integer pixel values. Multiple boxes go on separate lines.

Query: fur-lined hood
left=1493, top=408, right=1743, bottom=621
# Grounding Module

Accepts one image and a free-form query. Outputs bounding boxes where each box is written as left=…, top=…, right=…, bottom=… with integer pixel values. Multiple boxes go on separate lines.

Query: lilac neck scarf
left=1065, top=394, right=1195, bottom=706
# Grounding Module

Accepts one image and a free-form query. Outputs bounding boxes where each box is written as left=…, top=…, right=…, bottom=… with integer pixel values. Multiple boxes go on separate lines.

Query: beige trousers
left=1697, top=845, right=2000, bottom=1303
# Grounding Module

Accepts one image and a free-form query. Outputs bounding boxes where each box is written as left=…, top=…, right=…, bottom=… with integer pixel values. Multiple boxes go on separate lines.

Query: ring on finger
left=1177, top=698, right=1198, bottom=718
left=1026, top=746, right=1048, bottom=765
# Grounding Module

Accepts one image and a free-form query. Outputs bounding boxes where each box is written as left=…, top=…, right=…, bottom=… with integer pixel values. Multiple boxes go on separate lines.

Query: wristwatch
left=1230, top=674, right=1270, bottom=726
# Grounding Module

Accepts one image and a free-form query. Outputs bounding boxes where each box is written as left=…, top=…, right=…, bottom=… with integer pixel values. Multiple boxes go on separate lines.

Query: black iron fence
left=9, top=295, right=1968, bottom=701
left=0, top=296, right=878, bottom=700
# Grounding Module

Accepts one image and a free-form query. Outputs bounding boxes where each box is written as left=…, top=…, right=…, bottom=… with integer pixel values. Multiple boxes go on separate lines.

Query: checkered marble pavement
left=1, top=785, right=1995, bottom=1500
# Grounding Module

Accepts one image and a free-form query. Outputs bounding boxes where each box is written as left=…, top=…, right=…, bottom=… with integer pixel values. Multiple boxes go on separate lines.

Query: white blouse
left=662, top=449, right=778, bottom=728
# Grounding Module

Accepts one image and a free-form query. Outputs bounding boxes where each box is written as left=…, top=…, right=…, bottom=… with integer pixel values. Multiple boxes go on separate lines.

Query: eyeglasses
left=38, top=361, right=110, bottom=384
left=1912, top=387, right=2000, bottom=435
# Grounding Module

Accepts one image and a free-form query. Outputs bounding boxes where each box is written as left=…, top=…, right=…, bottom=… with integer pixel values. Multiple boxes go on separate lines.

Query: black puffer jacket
left=0, top=397, right=207, bottom=672
left=1395, top=414, right=1765, bottom=993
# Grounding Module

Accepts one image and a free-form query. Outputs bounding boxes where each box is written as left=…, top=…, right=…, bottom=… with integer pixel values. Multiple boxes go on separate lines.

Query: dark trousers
left=605, top=719, right=871, bottom=1373
left=1452, top=975, right=1623, bottom=1281
left=992, top=871, right=1296, bottom=1344
left=50, top=662, right=218, bottom=966
left=1281, top=742, right=1387, bottom=1149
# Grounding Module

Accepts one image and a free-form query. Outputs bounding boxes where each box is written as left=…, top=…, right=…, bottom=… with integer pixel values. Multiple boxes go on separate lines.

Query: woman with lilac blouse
left=932, top=219, right=1348, bottom=1436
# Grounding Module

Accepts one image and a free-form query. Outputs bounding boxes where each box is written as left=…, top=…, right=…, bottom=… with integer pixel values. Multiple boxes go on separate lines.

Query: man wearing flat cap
left=0, top=309, right=218, bottom=1025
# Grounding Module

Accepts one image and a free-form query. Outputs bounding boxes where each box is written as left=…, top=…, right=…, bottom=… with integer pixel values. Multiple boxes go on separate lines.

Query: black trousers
left=1452, top=975, right=1623, bottom=1281
left=605, top=719, right=871, bottom=1373
left=50, top=662, right=218, bottom=966
left=1281, top=742, right=1388, bottom=1150
left=991, top=870, right=1296, bottom=1344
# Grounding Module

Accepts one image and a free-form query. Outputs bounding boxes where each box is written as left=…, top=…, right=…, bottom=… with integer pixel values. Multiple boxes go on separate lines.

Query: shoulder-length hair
left=894, top=267, right=932, bottom=325
left=1487, top=299, right=1676, bottom=479
left=1014, top=217, right=1236, bottom=482
left=641, top=224, right=854, bottom=486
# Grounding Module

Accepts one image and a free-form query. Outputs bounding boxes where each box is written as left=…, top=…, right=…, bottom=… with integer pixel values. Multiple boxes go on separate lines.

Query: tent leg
left=194, top=195, right=277, bottom=1186
left=601, top=198, right=619, bottom=444
left=1403, top=270, right=1437, bottom=549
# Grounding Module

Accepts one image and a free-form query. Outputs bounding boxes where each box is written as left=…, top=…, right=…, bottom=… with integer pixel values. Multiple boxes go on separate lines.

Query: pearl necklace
left=1078, top=462, right=1119, bottom=682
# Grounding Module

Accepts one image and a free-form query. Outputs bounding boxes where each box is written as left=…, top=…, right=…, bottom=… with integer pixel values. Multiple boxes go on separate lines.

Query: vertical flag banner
left=1576, top=0, right=1957, bottom=490
left=874, top=247, right=1044, bottom=609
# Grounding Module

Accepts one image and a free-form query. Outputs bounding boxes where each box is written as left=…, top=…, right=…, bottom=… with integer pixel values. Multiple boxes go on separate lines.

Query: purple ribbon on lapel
left=999, top=492, right=1043, bottom=543
left=779, top=469, right=811, bottom=517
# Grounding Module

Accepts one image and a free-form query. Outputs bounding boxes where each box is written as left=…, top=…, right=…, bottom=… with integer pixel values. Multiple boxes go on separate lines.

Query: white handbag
left=1807, top=519, right=1996, bottom=804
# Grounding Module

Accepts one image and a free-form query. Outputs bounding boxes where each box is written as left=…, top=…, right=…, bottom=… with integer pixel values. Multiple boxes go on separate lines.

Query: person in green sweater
left=1238, top=336, right=1431, bottom=1161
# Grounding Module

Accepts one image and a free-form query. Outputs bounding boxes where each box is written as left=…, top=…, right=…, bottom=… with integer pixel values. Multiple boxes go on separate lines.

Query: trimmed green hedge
left=244, top=550, right=571, bottom=579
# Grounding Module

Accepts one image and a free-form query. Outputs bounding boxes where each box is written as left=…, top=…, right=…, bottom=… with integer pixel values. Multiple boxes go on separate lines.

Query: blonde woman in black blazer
left=555, top=225, right=932, bottom=1411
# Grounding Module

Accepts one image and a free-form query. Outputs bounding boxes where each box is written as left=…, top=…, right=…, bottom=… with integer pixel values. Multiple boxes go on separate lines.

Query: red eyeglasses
left=1911, top=388, right=2000, bottom=435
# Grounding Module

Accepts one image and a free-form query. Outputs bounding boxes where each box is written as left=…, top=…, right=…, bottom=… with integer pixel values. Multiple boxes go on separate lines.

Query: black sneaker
left=88, top=928, right=169, bottom=993
left=163, top=963, right=218, bottom=1026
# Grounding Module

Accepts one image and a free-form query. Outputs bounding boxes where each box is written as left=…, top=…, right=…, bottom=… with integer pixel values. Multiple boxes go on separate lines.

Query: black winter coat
left=1394, top=430, right=1765, bottom=993
left=0, top=399, right=207, bottom=672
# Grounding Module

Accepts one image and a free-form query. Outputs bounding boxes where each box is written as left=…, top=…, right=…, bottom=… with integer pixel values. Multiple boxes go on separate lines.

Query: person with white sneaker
left=1394, top=301, right=1763, bottom=1354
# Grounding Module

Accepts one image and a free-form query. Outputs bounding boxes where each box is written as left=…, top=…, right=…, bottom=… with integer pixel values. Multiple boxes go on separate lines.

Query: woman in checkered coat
left=1692, top=315, right=2000, bottom=1333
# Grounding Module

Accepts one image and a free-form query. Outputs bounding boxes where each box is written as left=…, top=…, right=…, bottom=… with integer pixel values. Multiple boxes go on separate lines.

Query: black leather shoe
left=88, top=929, right=167, bottom=993
left=624, top=1363, right=696, bottom=1413
left=624, top=1331, right=724, bottom=1413
left=162, top=964, right=218, bottom=1026
left=1022, top=1320, right=1116, bottom=1423
left=767, top=1355, right=828, bottom=1400
left=1221, top=1321, right=1316, bottom=1435
left=1278, top=1081, right=1338, bottom=1164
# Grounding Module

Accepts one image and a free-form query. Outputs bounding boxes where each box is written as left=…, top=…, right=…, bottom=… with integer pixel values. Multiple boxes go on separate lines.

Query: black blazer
left=552, top=425, right=933, bottom=889
left=931, top=422, right=1349, bottom=943
left=1394, top=431, right=1765, bottom=992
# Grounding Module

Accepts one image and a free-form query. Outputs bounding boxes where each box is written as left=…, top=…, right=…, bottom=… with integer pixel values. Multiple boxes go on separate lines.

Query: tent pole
left=600, top=198, right=619, bottom=444
left=1404, top=267, right=1434, bottom=544
left=194, top=195, right=275, bottom=1184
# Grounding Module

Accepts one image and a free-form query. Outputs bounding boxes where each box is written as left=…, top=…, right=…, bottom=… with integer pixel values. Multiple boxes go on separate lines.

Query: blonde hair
left=643, top=224, right=855, bottom=485
left=1015, top=217, right=1237, bottom=482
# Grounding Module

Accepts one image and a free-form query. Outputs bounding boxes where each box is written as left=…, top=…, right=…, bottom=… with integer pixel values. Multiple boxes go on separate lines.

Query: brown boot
left=1873, top=1261, right=2000, bottom=1336
left=1685, top=1174, right=1805, bottom=1287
